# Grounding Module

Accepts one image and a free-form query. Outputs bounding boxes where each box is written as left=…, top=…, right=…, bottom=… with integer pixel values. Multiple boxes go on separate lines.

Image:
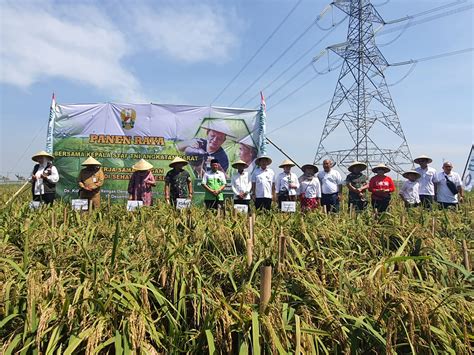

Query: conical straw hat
left=372, top=163, right=390, bottom=173
left=301, top=164, right=318, bottom=173
left=32, top=150, right=54, bottom=162
left=169, top=156, right=188, bottom=167
left=255, top=155, right=272, bottom=165
left=348, top=161, right=367, bottom=172
left=132, top=159, right=153, bottom=171
left=402, top=170, right=421, bottom=179
left=413, top=155, right=433, bottom=164
left=279, top=159, right=295, bottom=168
left=232, top=160, right=248, bottom=168
left=200, top=119, right=236, bottom=138
left=81, top=156, right=101, bottom=166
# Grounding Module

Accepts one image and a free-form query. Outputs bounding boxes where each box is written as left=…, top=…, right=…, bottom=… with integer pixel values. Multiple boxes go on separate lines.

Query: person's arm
left=128, top=175, right=135, bottom=200
left=272, top=182, right=276, bottom=202
left=201, top=174, right=213, bottom=194
left=292, top=173, right=300, bottom=191
left=164, top=182, right=170, bottom=204
left=388, top=177, right=396, bottom=193
left=77, top=170, right=85, bottom=189
left=456, top=174, right=464, bottom=202
left=46, top=166, right=59, bottom=183
left=187, top=176, right=193, bottom=199
left=231, top=175, right=240, bottom=196
left=368, top=177, right=375, bottom=193
left=96, top=169, right=105, bottom=188
left=251, top=182, right=256, bottom=200
left=274, top=174, right=281, bottom=193
left=145, top=172, right=156, bottom=187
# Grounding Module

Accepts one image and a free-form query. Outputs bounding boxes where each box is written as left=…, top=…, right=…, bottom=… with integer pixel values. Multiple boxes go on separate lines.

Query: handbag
left=444, top=175, right=458, bottom=196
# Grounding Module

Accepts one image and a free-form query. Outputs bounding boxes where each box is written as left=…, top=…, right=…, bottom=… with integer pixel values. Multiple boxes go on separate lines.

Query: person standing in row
left=275, top=159, right=299, bottom=210
left=78, top=156, right=105, bottom=209
left=164, top=157, right=193, bottom=206
left=399, top=170, right=421, bottom=208
left=345, top=161, right=369, bottom=212
left=414, top=155, right=437, bottom=209
left=231, top=160, right=251, bottom=206
left=298, top=164, right=321, bottom=212
left=128, top=159, right=156, bottom=206
left=251, top=155, right=275, bottom=211
left=368, top=164, right=395, bottom=213
left=434, top=161, right=464, bottom=209
left=30, top=151, right=59, bottom=205
left=318, top=159, right=343, bottom=213
left=202, top=159, right=226, bottom=210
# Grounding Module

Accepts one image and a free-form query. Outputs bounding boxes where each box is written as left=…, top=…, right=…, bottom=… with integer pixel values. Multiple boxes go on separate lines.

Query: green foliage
left=0, top=187, right=473, bottom=353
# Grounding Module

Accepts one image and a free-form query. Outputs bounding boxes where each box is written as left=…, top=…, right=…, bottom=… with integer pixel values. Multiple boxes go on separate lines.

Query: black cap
left=210, top=159, right=219, bottom=164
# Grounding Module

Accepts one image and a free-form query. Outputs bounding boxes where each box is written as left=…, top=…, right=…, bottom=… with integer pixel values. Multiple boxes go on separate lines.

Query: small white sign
left=71, top=199, right=89, bottom=211
left=176, top=198, right=192, bottom=210
left=281, top=201, right=296, bottom=213
left=234, top=204, right=249, bottom=214
left=29, top=201, right=41, bottom=210
left=127, top=200, right=143, bottom=211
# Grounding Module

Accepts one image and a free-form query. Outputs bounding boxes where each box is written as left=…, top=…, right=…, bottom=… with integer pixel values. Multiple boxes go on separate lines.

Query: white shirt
left=274, top=172, right=299, bottom=196
left=251, top=167, right=275, bottom=198
left=400, top=180, right=420, bottom=204
left=231, top=171, right=251, bottom=200
left=434, top=171, right=462, bottom=203
left=415, top=166, right=436, bottom=196
left=30, top=163, right=59, bottom=195
left=298, top=175, right=321, bottom=198
left=317, top=169, right=343, bottom=194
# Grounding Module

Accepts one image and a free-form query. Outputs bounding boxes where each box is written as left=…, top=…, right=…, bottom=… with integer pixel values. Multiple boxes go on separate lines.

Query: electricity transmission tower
left=313, top=0, right=413, bottom=173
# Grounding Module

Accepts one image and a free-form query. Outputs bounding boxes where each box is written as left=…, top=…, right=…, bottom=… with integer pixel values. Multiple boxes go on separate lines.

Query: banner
left=462, top=144, right=474, bottom=192
left=52, top=103, right=260, bottom=201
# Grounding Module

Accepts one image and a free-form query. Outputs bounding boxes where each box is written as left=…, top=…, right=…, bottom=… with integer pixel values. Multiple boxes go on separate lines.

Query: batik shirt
left=165, top=169, right=191, bottom=199
left=346, top=172, right=368, bottom=202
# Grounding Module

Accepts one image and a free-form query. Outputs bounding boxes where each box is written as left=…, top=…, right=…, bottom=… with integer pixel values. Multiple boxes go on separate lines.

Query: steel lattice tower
left=313, top=0, right=413, bottom=173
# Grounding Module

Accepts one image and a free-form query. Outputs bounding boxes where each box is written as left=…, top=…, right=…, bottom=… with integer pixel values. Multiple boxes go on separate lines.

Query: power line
left=210, top=0, right=304, bottom=106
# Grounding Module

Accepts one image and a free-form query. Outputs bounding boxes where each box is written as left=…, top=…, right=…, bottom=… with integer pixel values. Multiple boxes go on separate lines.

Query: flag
left=462, top=144, right=474, bottom=192
left=258, top=91, right=267, bottom=155
left=45, top=93, right=57, bottom=154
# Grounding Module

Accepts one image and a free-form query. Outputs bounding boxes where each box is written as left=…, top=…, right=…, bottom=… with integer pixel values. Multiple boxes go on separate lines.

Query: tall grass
left=1, top=187, right=473, bottom=353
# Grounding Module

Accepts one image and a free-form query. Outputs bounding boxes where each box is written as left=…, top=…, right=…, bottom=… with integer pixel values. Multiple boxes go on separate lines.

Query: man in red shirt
left=368, top=164, right=395, bottom=213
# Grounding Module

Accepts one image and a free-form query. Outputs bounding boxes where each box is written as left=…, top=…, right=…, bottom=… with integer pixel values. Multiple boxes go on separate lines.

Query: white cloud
left=0, top=2, right=146, bottom=101
left=131, top=3, right=240, bottom=63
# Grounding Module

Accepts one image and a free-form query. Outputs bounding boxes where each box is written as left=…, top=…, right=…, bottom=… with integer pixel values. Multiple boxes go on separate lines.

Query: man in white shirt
left=317, top=159, right=343, bottom=212
left=434, top=161, right=464, bottom=209
left=231, top=160, right=251, bottom=206
left=251, top=155, right=275, bottom=211
left=414, top=155, right=437, bottom=209
left=30, top=151, right=60, bottom=205
left=275, top=159, right=300, bottom=210
left=399, top=171, right=421, bottom=208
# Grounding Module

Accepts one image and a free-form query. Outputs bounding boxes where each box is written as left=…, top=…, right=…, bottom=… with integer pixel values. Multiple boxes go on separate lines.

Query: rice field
left=1, top=185, right=473, bottom=354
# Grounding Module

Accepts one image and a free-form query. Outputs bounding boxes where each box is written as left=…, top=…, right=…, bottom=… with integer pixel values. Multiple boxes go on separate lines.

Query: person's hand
left=31, top=175, right=37, bottom=181
left=459, top=196, right=464, bottom=203
left=337, top=194, right=342, bottom=201
left=128, top=195, right=133, bottom=200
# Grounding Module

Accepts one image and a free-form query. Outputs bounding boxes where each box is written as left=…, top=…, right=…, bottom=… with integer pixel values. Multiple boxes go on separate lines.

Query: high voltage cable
left=241, top=15, right=348, bottom=108
left=267, top=48, right=472, bottom=135
left=210, top=0, right=304, bottom=106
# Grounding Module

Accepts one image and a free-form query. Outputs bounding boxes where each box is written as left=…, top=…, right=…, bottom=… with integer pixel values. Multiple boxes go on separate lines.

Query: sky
left=0, top=0, right=473, bottom=179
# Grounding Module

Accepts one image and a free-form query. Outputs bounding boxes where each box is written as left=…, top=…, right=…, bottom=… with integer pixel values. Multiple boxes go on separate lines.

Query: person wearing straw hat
left=345, top=161, right=369, bottom=212
left=128, top=159, right=156, bottom=206
left=317, top=159, right=343, bottom=213
left=202, top=158, right=227, bottom=210
left=433, top=161, right=464, bottom=209
left=251, top=155, right=275, bottom=211
left=231, top=160, right=251, bottom=206
left=414, top=155, right=437, bottom=208
left=298, top=164, right=321, bottom=212
left=368, top=163, right=395, bottom=213
left=29, top=150, right=59, bottom=205
left=164, top=156, right=193, bottom=206
left=77, top=156, right=105, bottom=209
left=399, top=170, right=421, bottom=208
left=275, top=159, right=300, bottom=210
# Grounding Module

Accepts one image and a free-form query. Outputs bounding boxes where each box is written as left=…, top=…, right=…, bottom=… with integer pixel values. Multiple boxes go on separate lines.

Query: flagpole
left=45, top=92, right=56, bottom=154
left=265, top=137, right=301, bottom=170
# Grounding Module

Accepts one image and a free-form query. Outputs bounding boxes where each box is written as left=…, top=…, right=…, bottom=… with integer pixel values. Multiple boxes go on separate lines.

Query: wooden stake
left=259, top=266, right=272, bottom=312
left=462, top=240, right=470, bottom=272
left=349, top=203, right=354, bottom=218
left=51, top=211, right=56, bottom=229
left=246, top=239, right=253, bottom=268
left=277, top=229, right=286, bottom=272
left=249, top=216, right=254, bottom=242
left=323, top=205, right=327, bottom=214
left=431, top=217, right=436, bottom=237
left=400, top=213, right=405, bottom=226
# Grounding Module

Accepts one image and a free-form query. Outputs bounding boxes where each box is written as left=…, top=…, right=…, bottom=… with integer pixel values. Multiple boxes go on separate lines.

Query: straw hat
left=238, top=134, right=256, bottom=147
left=169, top=156, right=188, bottom=168
left=301, top=164, right=318, bottom=173
left=279, top=159, right=295, bottom=168
left=32, top=150, right=54, bottom=162
left=200, top=119, right=236, bottom=138
left=348, top=161, right=367, bottom=173
left=372, top=163, right=390, bottom=173
left=132, top=159, right=153, bottom=171
left=413, top=155, right=433, bottom=164
left=232, top=160, right=248, bottom=169
left=402, top=170, right=421, bottom=179
left=255, top=155, right=272, bottom=165
left=81, top=156, right=101, bottom=166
